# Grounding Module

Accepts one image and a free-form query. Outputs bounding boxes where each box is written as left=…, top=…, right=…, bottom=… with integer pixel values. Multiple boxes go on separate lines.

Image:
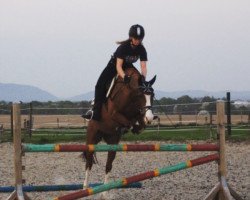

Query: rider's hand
left=123, top=75, right=131, bottom=84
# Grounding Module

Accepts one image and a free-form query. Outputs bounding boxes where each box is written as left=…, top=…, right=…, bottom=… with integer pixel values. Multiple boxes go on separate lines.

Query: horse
left=83, top=67, right=156, bottom=193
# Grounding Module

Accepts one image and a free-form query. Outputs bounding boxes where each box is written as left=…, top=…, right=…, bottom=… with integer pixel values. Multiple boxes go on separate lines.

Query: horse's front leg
left=132, top=117, right=146, bottom=134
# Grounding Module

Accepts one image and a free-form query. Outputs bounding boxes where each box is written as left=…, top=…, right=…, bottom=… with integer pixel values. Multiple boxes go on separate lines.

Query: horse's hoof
left=116, top=127, right=129, bottom=135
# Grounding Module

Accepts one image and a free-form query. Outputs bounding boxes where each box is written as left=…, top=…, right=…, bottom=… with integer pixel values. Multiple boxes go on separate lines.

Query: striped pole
left=53, top=154, right=219, bottom=200
left=23, top=144, right=219, bottom=152
left=0, top=182, right=141, bottom=193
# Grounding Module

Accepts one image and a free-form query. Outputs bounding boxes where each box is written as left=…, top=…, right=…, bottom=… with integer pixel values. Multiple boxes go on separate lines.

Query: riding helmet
left=129, top=24, right=145, bottom=40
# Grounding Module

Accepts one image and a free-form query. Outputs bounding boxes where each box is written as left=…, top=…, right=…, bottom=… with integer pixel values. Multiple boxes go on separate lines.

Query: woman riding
left=91, top=24, right=148, bottom=121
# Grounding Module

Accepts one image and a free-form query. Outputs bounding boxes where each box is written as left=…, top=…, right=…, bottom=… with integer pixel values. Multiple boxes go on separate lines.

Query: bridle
left=139, top=105, right=152, bottom=116
left=138, top=80, right=155, bottom=116
left=111, top=72, right=155, bottom=117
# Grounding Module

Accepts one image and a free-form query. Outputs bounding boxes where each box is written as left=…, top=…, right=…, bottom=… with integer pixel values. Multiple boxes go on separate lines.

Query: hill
left=0, top=83, right=58, bottom=102
left=0, top=82, right=249, bottom=102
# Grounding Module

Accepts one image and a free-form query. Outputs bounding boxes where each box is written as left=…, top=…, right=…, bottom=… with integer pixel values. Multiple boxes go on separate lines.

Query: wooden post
left=217, top=101, right=227, bottom=178
left=226, top=92, right=231, bottom=136
left=206, top=101, right=242, bottom=200
left=7, top=103, right=30, bottom=200
left=178, top=113, right=182, bottom=125
left=29, top=102, right=33, bottom=138
left=217, top=101, right=228, bottom=200
left=13, top=103, right=23, bottom=186
left=11, top=103, right=14, bottom=139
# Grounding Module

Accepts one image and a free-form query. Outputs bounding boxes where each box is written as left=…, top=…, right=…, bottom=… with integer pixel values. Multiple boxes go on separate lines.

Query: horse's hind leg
left=84, top=123, right=102, bottom=188
left=103, top=133, right=122, bottom=184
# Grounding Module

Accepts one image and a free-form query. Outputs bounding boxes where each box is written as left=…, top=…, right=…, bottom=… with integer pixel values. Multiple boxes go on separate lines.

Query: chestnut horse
left=84, top=67, right=156, bottom=190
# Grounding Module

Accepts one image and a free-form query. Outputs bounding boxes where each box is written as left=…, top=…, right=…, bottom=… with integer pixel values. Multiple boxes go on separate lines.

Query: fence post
left=217, top=101, right=227, bottom=176
left=11, top=103, right=14, bottom=139
left=13, top=103, right=23, bottom=188
left=7, top=103, right=30, bottom=199
left=217, top=101, right=229, bottom=200
left=29, top=102, right=33, bottom=138
left=226, top=92, right=231, bottom=136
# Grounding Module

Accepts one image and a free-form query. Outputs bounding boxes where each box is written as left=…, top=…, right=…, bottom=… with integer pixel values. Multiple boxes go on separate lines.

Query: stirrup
left=90, top=99, right=95, bottom=107
left=81, top=109, right=93, bottom=121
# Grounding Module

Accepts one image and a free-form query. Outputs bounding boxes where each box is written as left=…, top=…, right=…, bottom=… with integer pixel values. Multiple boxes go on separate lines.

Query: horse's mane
left=123, top=67, right=141, bottom=78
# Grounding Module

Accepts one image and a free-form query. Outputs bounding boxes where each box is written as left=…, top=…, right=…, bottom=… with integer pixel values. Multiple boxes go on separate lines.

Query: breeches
left=95, top=59, right=117, bottom=101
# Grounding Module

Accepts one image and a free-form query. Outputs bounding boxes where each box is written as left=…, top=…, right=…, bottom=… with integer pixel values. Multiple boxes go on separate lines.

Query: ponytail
left=116, top=38, right=131, bottom=45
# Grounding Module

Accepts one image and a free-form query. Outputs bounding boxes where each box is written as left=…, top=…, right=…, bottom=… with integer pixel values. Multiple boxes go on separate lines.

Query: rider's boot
left=92, top=102, right=102, bottom=121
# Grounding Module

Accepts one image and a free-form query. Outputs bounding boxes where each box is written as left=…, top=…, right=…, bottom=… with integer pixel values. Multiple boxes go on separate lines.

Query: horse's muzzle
left=144, top=109, right=155, bottom=124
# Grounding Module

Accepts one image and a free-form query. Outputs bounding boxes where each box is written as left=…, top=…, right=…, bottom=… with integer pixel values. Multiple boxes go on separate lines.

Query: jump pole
left=0, top=182, right=141, bottom=193
left=22, top=143, right=219, bottom=152
left=52, top=154, right=220, bottom=200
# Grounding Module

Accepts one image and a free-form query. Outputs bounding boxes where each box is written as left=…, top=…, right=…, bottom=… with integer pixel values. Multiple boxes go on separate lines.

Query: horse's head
left=139, top=75, right=156, bottom=124
left=116, top=67, right=156, bottom=125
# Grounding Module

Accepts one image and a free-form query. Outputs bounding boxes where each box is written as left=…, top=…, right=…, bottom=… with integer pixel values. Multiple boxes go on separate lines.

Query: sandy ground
left=0, top=141, right=249, bottom=200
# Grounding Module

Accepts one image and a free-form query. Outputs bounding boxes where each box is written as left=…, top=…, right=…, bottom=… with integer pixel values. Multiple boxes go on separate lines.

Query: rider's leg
left=92, top=62, right=116, bottom=121
left=92, top=86, right=104, bottom=121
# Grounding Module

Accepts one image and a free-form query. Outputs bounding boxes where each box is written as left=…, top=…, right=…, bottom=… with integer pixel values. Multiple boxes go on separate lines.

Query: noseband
left=139, top=105, right=152, bottom=115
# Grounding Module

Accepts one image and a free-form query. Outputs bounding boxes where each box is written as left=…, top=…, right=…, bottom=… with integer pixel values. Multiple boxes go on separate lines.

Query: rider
left=91, top=24, right=148, bottom=121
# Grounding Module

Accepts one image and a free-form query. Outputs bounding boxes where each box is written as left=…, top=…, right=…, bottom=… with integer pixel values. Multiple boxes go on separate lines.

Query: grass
left=1, top=126, right=249, bottom=144
left=122, top=128, right=216, bottom=141
left=228, top=129, right=250, bottom=141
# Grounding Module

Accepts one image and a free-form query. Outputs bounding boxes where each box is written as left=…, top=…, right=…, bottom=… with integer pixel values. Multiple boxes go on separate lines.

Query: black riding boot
left=92, top=87, right=105, bottom=121
left=92, top=102, right=102, bottom=121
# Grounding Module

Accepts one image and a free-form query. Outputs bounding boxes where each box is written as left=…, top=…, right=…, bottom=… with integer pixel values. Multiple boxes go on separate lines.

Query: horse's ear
left=149, top=75, right=156, bottom=85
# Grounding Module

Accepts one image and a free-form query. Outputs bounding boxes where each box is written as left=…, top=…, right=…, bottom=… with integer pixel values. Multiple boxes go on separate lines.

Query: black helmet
left=129, top=24, right=145, bottom=40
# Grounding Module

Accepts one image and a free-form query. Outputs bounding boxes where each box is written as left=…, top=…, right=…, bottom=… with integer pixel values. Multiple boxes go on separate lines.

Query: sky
left=0, top=0, right=250, bottom=98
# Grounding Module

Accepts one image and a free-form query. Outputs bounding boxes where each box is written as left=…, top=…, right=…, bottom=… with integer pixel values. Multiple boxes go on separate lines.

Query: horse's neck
left=106, top=67, right=141, bottom=109
left=125, top=67, right=140, bottom=78
left=110, top=86, right=144, bottom=115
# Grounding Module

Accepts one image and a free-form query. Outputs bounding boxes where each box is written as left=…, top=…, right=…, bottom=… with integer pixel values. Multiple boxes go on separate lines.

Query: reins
left=109, top=71, right=139, bottom=101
